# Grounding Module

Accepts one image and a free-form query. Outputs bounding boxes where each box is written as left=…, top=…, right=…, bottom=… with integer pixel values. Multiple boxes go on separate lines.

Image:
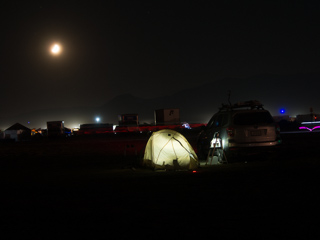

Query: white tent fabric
left=143, top=129, right=198, bottom=170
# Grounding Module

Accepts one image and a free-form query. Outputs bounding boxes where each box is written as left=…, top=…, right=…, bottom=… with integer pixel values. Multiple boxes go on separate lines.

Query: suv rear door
left=231, top=111, right=277, bottom=143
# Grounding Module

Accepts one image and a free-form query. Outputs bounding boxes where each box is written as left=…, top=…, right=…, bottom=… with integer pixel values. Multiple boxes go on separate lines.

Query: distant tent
left=4, top=123, right=31, bottom=141
left=143, top=129, right=198, bottom=170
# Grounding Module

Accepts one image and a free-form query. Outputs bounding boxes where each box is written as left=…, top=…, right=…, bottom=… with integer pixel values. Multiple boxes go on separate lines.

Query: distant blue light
left=280, top=109, right=286, bottom=114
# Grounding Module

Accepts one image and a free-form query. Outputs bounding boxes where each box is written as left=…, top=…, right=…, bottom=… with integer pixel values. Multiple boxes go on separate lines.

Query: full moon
left=50, top=44, right=61, bottom=55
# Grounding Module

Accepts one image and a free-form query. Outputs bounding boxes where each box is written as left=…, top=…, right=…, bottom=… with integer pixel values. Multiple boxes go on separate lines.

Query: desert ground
left=1, top=129, right=320, bottom=239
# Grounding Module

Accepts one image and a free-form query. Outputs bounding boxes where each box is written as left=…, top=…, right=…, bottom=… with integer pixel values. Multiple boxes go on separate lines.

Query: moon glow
left=51, top=44, right=61, bottom=55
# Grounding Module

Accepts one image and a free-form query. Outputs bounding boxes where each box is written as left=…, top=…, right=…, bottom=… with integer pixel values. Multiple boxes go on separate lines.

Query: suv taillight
left=227, top=127, right=234, bottom=137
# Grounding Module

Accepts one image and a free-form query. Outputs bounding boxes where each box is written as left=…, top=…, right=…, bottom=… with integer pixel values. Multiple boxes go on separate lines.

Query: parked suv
left=197, top=100, right=282, bottom=162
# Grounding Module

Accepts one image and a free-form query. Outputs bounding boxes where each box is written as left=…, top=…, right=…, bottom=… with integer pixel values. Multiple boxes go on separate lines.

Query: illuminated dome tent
left=143, top=129, right=198, bottom=170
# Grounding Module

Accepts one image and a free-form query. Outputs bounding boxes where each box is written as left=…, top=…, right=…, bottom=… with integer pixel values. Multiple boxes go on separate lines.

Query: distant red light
left=192, top=170, right=197, bottom=173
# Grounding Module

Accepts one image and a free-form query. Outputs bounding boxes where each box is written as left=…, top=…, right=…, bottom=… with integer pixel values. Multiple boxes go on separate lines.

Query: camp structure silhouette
left=143, top=129, right=198, bottom=170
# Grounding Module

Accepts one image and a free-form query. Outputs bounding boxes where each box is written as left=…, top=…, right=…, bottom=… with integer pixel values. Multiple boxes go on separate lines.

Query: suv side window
left=215, top=114, right=223, bottom=127
left=221, top=113, right=229, bottom=126
left=206, top=115, right=217, bottom=129
left=207, top=113, right=228, bottom=129
left=216, top=113, right=229, bottom=127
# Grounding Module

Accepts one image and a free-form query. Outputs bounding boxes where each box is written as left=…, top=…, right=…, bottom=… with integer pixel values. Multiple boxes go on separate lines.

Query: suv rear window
left=233, top=112, right=274, bottom=125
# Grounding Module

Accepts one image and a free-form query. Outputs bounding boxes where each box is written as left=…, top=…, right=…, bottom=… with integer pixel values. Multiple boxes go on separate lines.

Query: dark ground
left=1, top=130, right=320, bottom=239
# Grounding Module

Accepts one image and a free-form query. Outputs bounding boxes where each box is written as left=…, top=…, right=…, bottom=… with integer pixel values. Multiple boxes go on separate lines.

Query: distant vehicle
left=197, top=100, right=282, bottom=162
left=118, top=114, right=139, bottom=126
left=47, top=121, right=65, bottom=137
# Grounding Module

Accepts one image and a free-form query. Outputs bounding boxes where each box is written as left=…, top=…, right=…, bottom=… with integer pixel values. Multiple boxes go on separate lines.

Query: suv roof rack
left=219, top=100, right=264, bottom=111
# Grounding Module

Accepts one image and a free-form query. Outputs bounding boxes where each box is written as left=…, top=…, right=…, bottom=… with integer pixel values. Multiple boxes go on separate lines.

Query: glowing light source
left=280, top=108, right=286, bottom=114
left=96, top=117, right=100, bottom=122
left=299, top=126, right=320, bottom=132
left=301, top=121, right=320, bottom=125
left=50, top=43, right=62, bottom=55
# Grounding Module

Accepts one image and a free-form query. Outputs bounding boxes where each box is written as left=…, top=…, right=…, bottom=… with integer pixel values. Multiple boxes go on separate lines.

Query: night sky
left=1, top=1, right=320, bottom=129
